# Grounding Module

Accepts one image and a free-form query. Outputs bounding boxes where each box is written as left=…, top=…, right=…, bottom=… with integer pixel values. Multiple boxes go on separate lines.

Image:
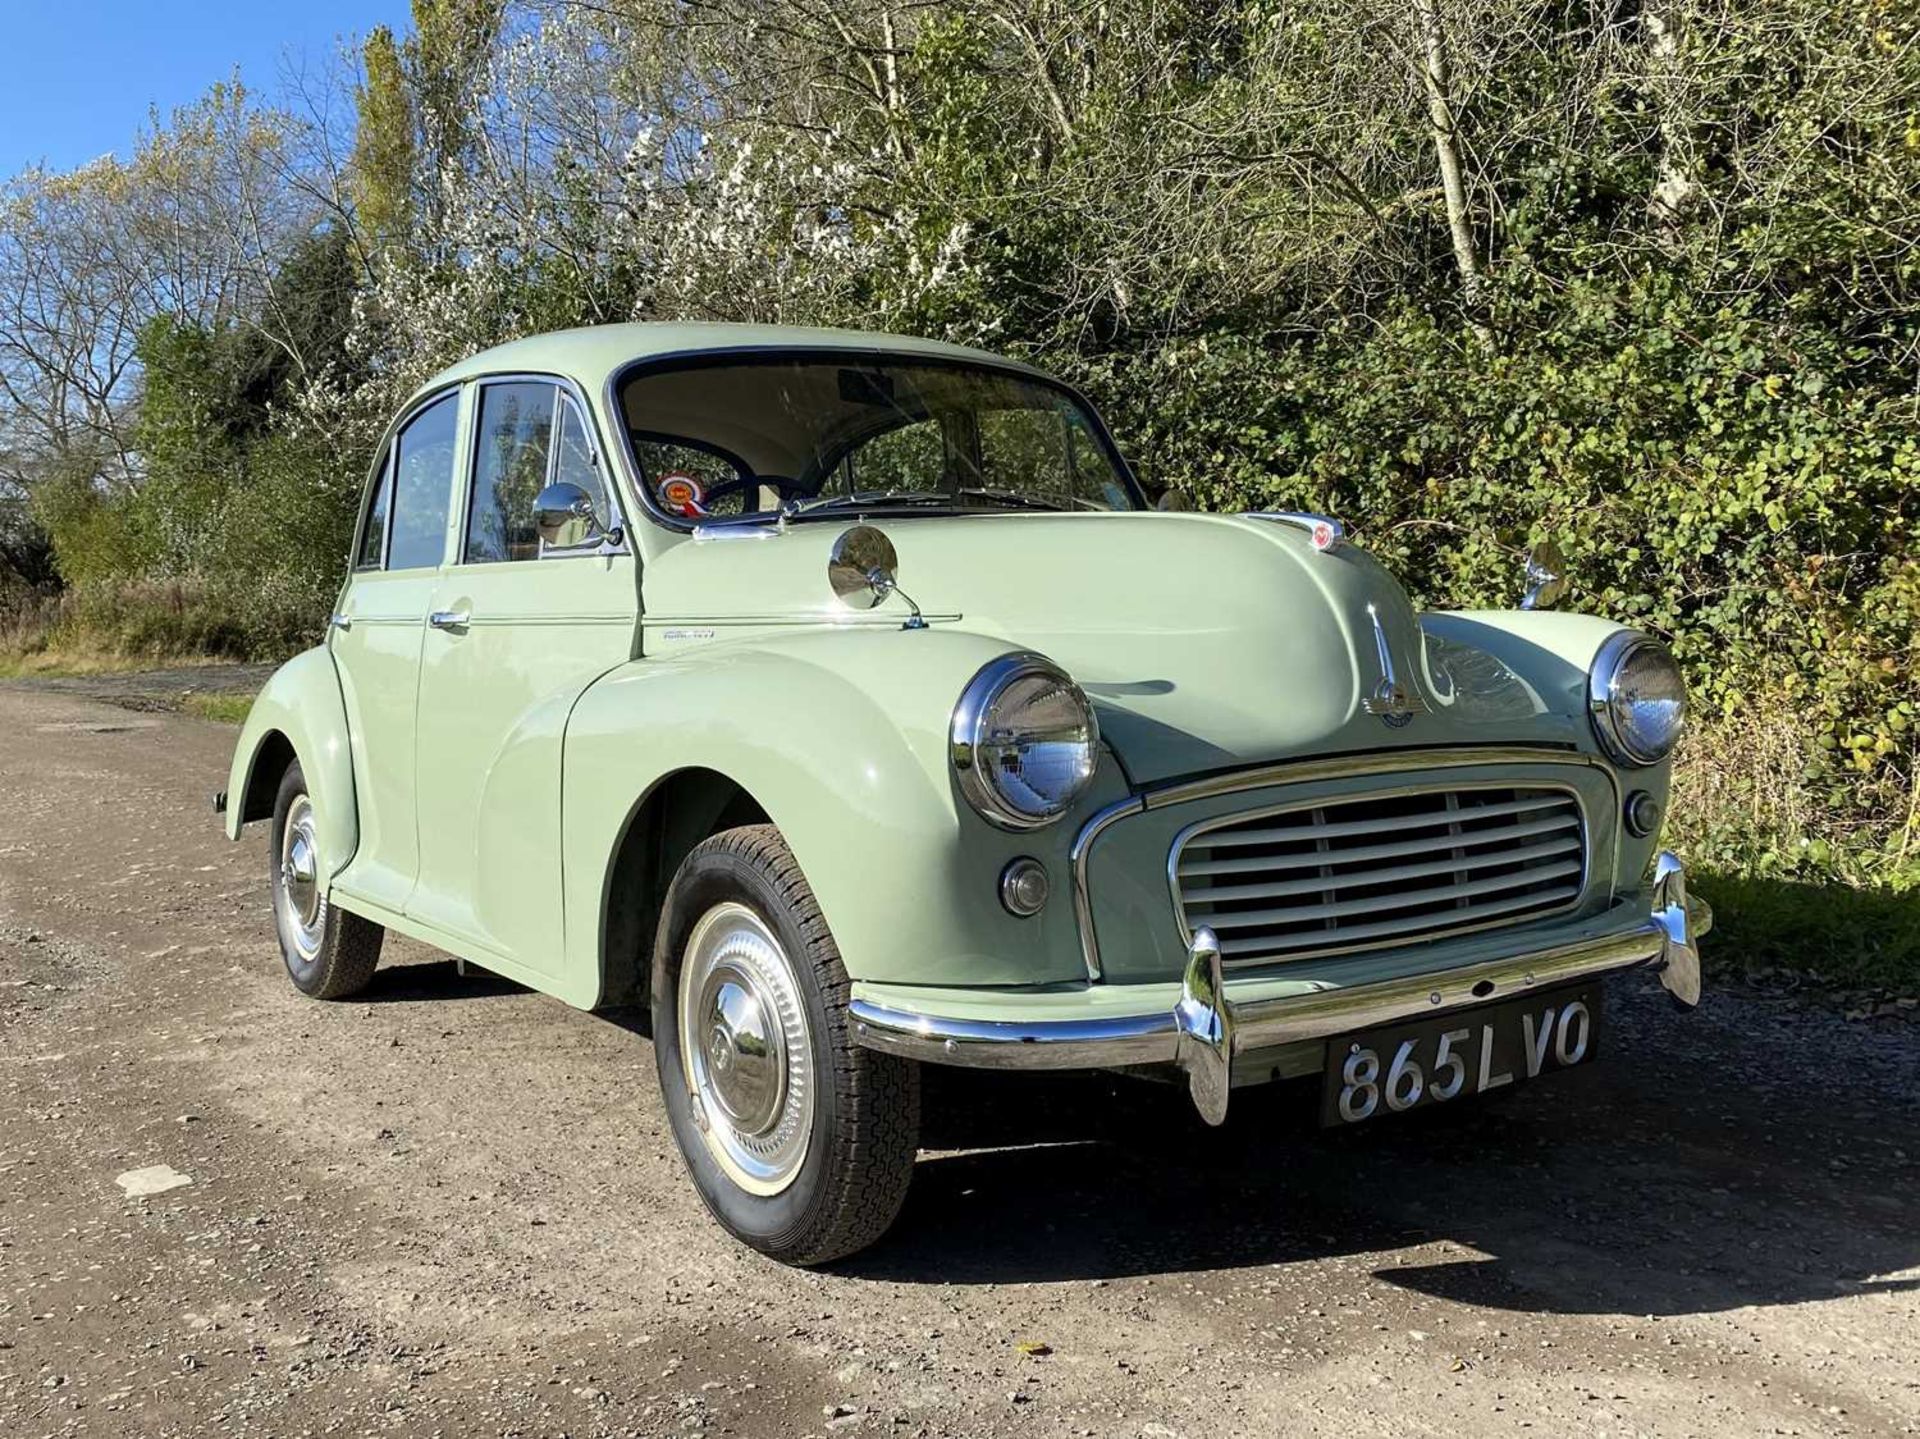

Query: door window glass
left=387, top=393, right=458, bottom=571
left=467, top=382, right=557, bottom=563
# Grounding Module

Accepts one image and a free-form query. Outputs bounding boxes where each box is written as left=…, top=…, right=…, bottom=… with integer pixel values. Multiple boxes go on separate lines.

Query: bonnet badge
left=1360, top=603, right=1429, bottom=728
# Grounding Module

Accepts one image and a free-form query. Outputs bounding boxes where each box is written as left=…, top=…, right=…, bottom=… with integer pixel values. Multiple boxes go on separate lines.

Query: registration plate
left=1320, top=983, right=1602, bottom=1126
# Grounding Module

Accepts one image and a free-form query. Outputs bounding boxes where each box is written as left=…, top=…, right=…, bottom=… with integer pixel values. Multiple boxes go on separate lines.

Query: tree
left=0, top=84, right=303, bottom=500
left=352, top=26, right=415, bottom=246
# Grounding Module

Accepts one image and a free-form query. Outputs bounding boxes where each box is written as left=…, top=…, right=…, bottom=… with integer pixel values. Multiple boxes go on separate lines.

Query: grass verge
left=1671, top=707, right=1917, bottom=997
left=181, top=692, right=256, bottom=725
left=1692, top=868, right=1920, bottom=996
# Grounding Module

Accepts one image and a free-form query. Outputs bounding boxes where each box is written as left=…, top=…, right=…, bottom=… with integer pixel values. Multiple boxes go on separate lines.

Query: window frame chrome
left=456, top=369, right=631, bottom=567
left=351, top=445, right=396, bottom=573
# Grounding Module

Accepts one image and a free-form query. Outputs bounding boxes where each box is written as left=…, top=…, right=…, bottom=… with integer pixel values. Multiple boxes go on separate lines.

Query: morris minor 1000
left=222, top=323, right=1707, bottom=1264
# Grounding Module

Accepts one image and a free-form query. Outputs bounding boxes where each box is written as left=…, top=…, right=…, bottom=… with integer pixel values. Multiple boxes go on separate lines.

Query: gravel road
left=2, top=679, right=1916, bottom=1438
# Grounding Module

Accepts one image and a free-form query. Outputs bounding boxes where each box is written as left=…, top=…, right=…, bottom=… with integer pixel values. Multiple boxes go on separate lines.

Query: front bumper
left=851, top=851, right=1709, bottom=1125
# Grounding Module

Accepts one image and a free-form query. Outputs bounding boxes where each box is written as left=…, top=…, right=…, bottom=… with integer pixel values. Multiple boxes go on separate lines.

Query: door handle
left=428, top=609, right=471, bottom=632
left=329, top=613, right=352, bottom=632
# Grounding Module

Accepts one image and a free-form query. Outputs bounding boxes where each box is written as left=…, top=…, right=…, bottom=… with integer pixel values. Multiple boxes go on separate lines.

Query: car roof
left=419, top=322, right=1050, bottom=400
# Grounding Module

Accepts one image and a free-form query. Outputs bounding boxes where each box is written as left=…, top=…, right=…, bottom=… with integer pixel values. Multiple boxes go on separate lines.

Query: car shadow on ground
left=844, top=993, right=1920, bottom=1319
left=357, top=957, right=530, bottom=1003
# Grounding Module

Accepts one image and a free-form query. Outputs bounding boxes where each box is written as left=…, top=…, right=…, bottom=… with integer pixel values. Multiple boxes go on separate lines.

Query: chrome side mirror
left=827, top=524, right=901, bottom=608
left=1520, top=539, right=1569, bottom=611
left=828, top=524, right=926, bottom=629
left=534, top=482, right=604, bottom=550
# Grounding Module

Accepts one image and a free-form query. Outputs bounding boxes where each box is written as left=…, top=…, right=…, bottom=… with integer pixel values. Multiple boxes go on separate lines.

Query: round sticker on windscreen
left=659, top=472, right=706, bottom=517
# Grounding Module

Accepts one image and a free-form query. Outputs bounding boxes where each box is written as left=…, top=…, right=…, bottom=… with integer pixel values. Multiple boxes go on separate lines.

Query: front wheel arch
left=597, top=766, right=771, bottom=1009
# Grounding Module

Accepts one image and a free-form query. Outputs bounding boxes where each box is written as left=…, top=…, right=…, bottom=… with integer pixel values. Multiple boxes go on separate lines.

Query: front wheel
left=652, top=825, right=919, bottom=1265
left=269, top=761, right=383, bottom=999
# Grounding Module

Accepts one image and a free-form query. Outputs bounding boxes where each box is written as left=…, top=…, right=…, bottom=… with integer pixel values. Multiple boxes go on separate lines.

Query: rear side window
left=467, top=381, right=556, bottom=563
left=386, top=393, right=459, bottom=570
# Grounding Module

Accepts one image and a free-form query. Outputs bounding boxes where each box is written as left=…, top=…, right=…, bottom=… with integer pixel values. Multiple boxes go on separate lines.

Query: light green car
left=222, top=322, right=1708, bottom=1264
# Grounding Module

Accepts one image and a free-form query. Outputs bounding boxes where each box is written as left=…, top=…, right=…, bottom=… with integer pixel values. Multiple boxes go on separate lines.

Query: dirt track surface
left=2, top=680, right=1916, bottom=1439
left=6, top=663, right=275, bottom=710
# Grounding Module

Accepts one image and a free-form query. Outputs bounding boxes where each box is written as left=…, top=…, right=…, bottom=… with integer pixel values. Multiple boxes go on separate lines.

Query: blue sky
left=1, top=2, right=413, bottom=177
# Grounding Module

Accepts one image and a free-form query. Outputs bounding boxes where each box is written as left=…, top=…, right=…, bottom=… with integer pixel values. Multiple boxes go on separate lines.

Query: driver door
left=407, top=378, right=639, bottom=974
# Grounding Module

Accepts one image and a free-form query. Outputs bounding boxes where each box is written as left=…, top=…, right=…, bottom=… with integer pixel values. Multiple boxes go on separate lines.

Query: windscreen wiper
left=950, top=488, right=1071, bottom=512
left=782, top=488, right=1070, bottom=519
left=781, top=490, right=949, bottom=519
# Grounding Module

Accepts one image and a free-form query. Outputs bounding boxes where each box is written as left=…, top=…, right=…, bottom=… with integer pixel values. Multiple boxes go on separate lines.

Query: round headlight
left=1589, top=632, right=1686, bottom=766
left=951, top=654, right=1100, bottom=829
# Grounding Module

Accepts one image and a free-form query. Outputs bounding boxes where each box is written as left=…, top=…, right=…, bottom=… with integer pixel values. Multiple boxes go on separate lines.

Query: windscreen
left=616, top=356, right=1142, bottom=520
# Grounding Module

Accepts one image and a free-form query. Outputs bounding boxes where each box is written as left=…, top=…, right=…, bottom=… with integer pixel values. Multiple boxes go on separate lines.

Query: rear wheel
left=269, top=761, right=383, bottom=999
left=652, top=825, right=919, bottom=1265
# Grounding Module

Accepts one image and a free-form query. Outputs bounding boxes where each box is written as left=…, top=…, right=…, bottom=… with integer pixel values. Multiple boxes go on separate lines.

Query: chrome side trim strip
left=640, top=612, right=963, bottom=629
left=456, top=614, right=635, bottom=627
left=854, top=861, right=1710, bottom=1126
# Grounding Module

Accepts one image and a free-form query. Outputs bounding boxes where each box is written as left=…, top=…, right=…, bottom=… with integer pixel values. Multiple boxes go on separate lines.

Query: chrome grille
left=1173, top=786, right=1586, bottom=964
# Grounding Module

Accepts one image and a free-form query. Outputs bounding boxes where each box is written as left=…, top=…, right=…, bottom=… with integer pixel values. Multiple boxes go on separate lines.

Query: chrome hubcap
left=277, top=795, right=325, bottom=960
left=678, top=902, right=812, bottom=1195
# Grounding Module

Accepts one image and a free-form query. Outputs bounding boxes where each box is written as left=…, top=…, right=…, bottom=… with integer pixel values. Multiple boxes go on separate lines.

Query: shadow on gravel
left=846, top=992, right=1920, bottom=1320
left=357, top=958, right=530, bottom=1003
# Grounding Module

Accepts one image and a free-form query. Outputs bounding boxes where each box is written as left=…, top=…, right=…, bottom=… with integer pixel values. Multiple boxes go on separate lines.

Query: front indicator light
left=999, top=857, right=1051, bottom=917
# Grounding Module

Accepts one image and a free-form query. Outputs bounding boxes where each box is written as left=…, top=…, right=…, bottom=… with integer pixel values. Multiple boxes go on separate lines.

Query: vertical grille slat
left=1174, top=785, right=1587, bottom=967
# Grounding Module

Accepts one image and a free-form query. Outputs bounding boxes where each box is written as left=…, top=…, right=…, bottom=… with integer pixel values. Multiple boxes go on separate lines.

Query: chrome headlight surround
left=1589, top=631, right=1687, bottom=767
left=950, top=653, right=1100, bottom=830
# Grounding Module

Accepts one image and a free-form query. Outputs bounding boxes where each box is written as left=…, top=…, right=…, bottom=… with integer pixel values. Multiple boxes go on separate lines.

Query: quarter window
left=386, top=392, right=459, bottom=571
left=356, top=450, right=392, bottom=569
left=553, top=394, right=616, bottom=531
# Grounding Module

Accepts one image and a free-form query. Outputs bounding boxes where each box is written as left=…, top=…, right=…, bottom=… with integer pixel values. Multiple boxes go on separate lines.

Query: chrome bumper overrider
left=851, top=851, right=1710, bottom=1126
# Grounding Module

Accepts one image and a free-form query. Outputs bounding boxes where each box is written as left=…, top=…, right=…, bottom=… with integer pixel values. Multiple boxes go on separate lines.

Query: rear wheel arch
left=223, top=648, right=359, bottom=876
left=597, top=767, right=771, bottom=1009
